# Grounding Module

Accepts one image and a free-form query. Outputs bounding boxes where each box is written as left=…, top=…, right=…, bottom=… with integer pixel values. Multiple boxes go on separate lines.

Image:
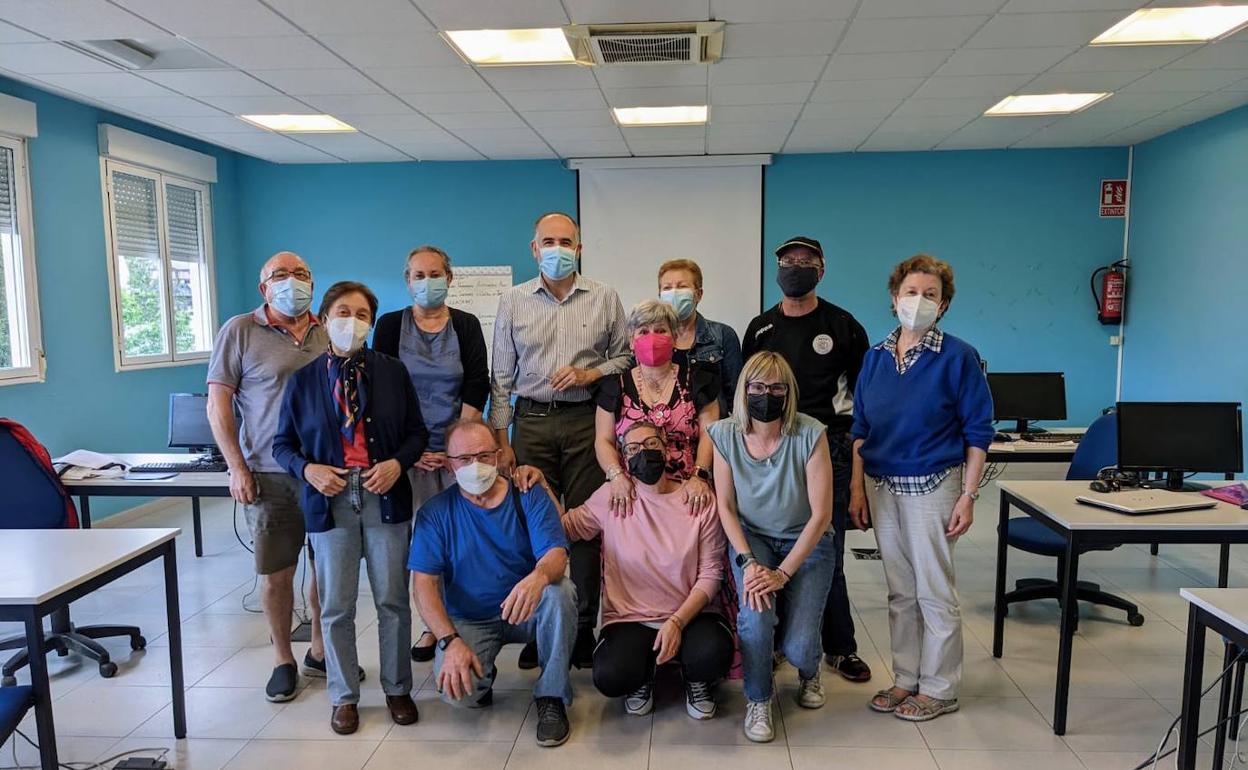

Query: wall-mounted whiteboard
left=448, top=265, right=511, bottom=364
left=578, top=164, right=763, bottom=338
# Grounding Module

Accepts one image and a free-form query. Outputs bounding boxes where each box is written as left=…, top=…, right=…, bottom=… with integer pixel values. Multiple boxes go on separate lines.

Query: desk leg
left=192, top=497, right=203, bottom=558
left=162, top=543, right=186, bottom=738
left=1231, top=659, right=1245, bottom=741
left=1053, top=535, right=1080, bottom=736
left=1178, top=605, right=1207, bottom=770
left=77, top=495, right=91, bottom=529
left=992, top=493, right=1009, bottom=659
left=1213, top=641, right=1237, bottom=765
left=24, top=608, right=58, bottom=770
left=1219, top=544, right=1231, bottom=588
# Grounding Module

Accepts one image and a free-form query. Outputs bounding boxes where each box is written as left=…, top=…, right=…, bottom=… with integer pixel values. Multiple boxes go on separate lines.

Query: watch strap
left=437, top=632, right=461, bottom=651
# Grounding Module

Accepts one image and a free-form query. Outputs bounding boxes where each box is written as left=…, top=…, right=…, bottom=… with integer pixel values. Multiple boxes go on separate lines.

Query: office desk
left=993, top=480, right=1248, bottom=735
left=0, top=528, right=185, bottom=770
left=62, top=453, right=230, bottom=558
left=1179, top=588, right=1248, bottom=770
left=987, top=429, right=1085, bottom=464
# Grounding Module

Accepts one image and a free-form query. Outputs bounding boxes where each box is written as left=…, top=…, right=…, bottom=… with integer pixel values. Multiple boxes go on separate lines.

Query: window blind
left=111, top=171, right=160, bottom=259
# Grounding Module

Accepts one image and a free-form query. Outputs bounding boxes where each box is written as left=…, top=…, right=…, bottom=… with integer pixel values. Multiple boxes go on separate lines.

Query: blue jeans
left=435, top=580, right=577, bottom=706
left=731, top=531, right=837, bottom=703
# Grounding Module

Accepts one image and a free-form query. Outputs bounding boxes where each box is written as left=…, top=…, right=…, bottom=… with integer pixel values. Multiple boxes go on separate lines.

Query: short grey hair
left=627, top=299, right=678, bottom=337
left=444, top=418, right=496, bottom=450
left=619, top=419, right=667, bottom=451
left=404, top=245, right=452, bottom=280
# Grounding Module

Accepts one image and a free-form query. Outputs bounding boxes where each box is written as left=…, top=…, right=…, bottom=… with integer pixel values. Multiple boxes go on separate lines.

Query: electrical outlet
left=1109, top=335, right=1122, bottom=346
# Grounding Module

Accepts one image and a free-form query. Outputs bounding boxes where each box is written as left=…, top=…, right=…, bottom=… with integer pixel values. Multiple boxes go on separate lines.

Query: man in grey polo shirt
left=207, top=251, right=334, bottom=703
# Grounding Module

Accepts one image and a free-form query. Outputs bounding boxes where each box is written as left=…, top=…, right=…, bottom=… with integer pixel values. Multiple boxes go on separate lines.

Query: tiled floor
left=1, top=464, right=1242, bottom=769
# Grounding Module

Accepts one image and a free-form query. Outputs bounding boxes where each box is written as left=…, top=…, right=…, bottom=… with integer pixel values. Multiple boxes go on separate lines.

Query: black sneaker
left=301, top=650, right=366, bottom=682
left=572, top=628, right=596, bottom=670
left=534, top=696, right=570, bottom=747
left=265, top=663, right=299, bottom=703
left=518, top=641, right=539, bottom=670
left=826, top=653, right=872, bottom=683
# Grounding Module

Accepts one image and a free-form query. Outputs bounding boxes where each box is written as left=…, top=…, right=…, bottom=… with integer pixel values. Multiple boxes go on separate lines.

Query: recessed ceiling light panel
left=1092, top=6, right=1248, bottom=46
left=612, top=105, right=708, bottom=126
left=984, top=93, right=1112, bottom=116
left=239, top=114, right=357, bottom=133
left=442, top=28, right=576, bottom=65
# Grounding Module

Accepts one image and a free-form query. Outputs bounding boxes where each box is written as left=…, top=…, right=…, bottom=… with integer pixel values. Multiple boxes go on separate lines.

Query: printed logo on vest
left=812, top=334, right=834, bottom=355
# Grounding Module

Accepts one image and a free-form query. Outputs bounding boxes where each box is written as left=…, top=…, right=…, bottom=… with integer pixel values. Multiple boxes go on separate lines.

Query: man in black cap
left=742, top=235, right=872, bottom=684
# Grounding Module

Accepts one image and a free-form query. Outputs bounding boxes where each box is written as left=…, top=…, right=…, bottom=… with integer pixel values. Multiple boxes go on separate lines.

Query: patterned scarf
left=326, top=351, right=368, bottom=441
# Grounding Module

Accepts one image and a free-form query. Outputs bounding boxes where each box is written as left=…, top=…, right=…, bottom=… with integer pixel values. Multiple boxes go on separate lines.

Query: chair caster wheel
left=99, top=661, right=118, bottom=678
left=1, top=675, right=16, bottom=687
left=131, top=635, right=147, bottom=651
left=1128, top=613, right=1145, bottom=627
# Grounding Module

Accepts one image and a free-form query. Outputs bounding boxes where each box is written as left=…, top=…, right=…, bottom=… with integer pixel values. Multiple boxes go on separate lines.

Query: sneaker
left=624, top=682, right=654, bottom=716
left=518, top=641, right=539, bottom=670
left=300, top=650, right=366, bottom=682
left=743, top=698, right=775, bottom=743
left=534, top=696, right=571, bottom=747
left=265, top=663, right=299, bottom=703
left=572, top=628, right=596, bottom=670
left=684, top=680, right=716, bottom=720
left=797, top=673, right=826, bottom=709
left=826, top=653, right=872, bottom=683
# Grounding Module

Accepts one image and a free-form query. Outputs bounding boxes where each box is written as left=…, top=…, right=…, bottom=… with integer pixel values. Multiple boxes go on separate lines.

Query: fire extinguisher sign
left=1099, top=179, right=1128, bottom=218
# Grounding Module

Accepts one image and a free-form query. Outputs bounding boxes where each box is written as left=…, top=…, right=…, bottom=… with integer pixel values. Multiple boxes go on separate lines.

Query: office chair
left=0, top=684, right=34, bottom=749
left=0, top=420, right=146, bottom=687
left=1001, top=411, right=1145, bottom=629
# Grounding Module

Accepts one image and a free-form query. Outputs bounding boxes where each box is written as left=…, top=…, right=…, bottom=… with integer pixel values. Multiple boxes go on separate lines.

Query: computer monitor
left=168, top=393, right=218, bottom=455
left=987, top=372, right=1067, bottom=434
left=1117, top=401, right=1243, bottom=491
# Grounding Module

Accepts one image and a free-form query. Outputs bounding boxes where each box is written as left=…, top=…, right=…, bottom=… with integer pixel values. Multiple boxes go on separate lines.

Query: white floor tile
left=221, top=738, right=381, bottom=770
left=99, top=737, right=248, bottom=770
left=364, top=740, right=512, bottom=770
left=790, top=745, right=939, bottom=769
left=130, top=686, right=285, bottom=740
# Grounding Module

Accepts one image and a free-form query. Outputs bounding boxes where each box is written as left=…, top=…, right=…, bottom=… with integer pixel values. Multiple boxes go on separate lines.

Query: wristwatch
left=694, top=466, right=712, bottom=482
left=437, top=632, right=461, bottom=651
left=734, top=552, right=757, bottom=569
left=961, top=489, right=981, bottom=501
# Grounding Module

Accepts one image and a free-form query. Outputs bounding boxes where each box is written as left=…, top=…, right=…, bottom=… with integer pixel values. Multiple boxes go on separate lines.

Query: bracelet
left=667, top=615, right=685, bottom=630
left=776, top=567, right=791, bottom=582
left=606, top=467, right=624, bottom=481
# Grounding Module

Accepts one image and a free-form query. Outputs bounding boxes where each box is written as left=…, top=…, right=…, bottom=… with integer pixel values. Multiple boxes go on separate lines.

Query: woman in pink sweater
left=562, top=420, right=733, bottom=721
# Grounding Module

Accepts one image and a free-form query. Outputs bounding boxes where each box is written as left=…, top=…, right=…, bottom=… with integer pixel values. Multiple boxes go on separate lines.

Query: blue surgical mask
left=409, top=276, right=448, bottom=309
left=539, top=246, right=577, bottom=281
left=660, top=288, right=696, bottom=321
left=268, top=277, right=312, bottom=317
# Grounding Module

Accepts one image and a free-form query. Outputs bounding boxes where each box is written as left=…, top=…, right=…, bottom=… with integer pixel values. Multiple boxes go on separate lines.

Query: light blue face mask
left=659, top=288, right=697, bottom=321
left=267, top=277, right=313, bottom=317
left=539, top=245, right=578, bottom=281
left=409, top=276, right=448, bottom=309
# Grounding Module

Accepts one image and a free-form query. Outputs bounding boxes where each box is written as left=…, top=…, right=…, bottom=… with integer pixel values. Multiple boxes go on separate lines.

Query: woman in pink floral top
left=594, top=299, right=721, bottom=517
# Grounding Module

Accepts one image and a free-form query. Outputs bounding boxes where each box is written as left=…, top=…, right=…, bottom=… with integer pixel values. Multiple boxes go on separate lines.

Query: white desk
left=987, top=428, right=1086, bottom=464
left=0, top=528, right=186, bottom=770
left=1178, top=588, right=1248, bottom=770
left=994, top=480, right=1248, bottom=736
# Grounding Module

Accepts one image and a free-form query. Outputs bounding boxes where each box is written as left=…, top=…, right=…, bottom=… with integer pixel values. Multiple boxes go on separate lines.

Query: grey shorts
left=243, top=472, right=307, bottom=575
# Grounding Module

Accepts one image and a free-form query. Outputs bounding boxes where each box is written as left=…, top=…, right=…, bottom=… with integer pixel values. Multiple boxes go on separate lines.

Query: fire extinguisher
left=1091, top=260, right=1128, bottom=325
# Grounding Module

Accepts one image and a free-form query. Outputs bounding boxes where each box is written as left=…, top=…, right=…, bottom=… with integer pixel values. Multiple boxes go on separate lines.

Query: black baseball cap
left=775, top=236, right=824, bottom=260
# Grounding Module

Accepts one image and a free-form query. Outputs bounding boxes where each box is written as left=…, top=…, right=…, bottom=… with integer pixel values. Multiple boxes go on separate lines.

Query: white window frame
left=0, top=133, right=44, bottom=387
left=101, top=157, right=217, bottom=372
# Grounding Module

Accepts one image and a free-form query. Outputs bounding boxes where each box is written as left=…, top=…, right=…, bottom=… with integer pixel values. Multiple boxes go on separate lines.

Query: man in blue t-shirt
left=409, top=419, right=576, bottom=748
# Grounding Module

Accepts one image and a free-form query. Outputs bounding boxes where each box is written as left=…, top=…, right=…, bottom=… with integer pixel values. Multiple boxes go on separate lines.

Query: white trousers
left=869, top=469, right=964, bottom=700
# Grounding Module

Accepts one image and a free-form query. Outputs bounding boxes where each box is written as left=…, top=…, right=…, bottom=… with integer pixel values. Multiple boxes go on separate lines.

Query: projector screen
left=578, top=163, right=763, bottom=340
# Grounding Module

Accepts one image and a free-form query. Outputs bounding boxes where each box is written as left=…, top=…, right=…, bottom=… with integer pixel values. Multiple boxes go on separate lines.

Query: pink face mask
left=634, top=332, right=674, bottom=367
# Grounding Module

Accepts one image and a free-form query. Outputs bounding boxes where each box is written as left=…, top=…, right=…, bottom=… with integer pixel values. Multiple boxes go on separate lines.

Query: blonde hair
left=657, top=259, right=703, bottom=291
left=732, top=351, right=801, bottom=435
left=627, top=299, right=678, bottom=337
left=404, top=245, right=451, bottom=280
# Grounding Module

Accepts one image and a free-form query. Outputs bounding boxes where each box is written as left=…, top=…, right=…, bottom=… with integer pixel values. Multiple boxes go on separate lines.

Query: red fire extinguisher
left=1091, top=260, right=1128, bottom=325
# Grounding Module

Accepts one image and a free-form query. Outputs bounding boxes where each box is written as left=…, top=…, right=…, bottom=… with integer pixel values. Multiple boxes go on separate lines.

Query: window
left=0, top=134, right=43, bottom=386
left=103, top=159, right=215, bottom=369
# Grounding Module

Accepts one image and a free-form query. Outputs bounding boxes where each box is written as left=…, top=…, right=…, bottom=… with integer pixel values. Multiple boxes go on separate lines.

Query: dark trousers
left=592, top=614, right=735, bottom=697
left=511, top=400, right=604, bottom=632
left=822, top=432, right=858, bottom=656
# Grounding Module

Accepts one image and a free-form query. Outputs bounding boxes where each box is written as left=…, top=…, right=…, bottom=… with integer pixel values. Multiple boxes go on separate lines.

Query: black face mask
left=627, top=448, right=666, bottom=485
left=777, top=265, right=819, bottom=298
left=747, top=393, right=786, bottom=423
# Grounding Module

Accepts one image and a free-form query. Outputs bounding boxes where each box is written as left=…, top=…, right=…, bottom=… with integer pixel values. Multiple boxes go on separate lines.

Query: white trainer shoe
left=798, top=673, right=826, bottom=709
left=743, top=697, right=775, bottom=743
left=624, top=681, right=654, bottom=716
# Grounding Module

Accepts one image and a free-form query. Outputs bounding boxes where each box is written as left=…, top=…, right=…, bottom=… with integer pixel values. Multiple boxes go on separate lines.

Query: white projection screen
left=578, top=163, right=763, bottom=338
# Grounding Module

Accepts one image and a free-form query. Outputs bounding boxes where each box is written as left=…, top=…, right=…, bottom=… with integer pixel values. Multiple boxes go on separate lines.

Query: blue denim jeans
left=435, top=579, right=577, bottom=706
left=731, top=531, right=837, bottom=703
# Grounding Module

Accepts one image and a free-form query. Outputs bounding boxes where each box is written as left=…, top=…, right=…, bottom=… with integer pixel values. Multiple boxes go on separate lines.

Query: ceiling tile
left=964, top=11, right=1132, bottom=49
left=707, top=133, right=786, bottom=153
left=506, top=88, right=606, bottom=110
left=857, top=0, right=1007, bottom=17
left=713, top=103, right=804, bottom=123
left=1225, top=76, right=1248, bottom=92
left=1001, top=0, right=1140, bottom=10
left=253, top=68, right=383, bottom=96
left=340, top=113, right=440, bottom=132
left=625, top=138, right=707, bottom=156
left=365, top=66, right=486, bottom=94
left=264, top=0, right=433, bottom=35
left=722, top=21, right=848, bottom=58
left=152, top=115, right=263, bottom=133
left=912, top=74, right=1031, bottom=98
left=38, top=71, right=175, bottom=98
left=1023, top=69, right=1146, bottom=93
left=1123, top=68, right=1248, bottom=92
left=107, top=94, right=227, bottom=117
left=1173, top=90, right=1248, bottom=114
left=824, top=51, right=952, bottom=80
left=801, top=98, right=901, bottom=118
left=191, top=36, right=345, bottom=70
left=0, top=42, right=118, bottom=74
left=518, top=109, right=616, bottom=128
left=199, top=93, right=310, bottom=113
left=294, top=132, right=412, bottom=161
left=481, top=66, right=598, bottom=92
left=565, top=0, right=708, bottom=23
left=434, top=111, right=526, bottom=129
left=546, top=139, right=629, bottom=157
left=810, top=77, right=924, bottom=101
left=594, top=64, right=707, bottom=89
left=305, top=93, right=413, bottom=114
left=859, top=129, right=952, bottom=151
left=204, top=130, right=336, bottom=158
left=1166, top=41, right=1248, bottom=71
left=936, top=46, right=1076, bottom=78
left=0, top=0, right=166, bottom=40
left=453, top=126, right=545, bottom=145
left=367, top=127, right=460, bottom=144
left=604, top=86, right=706, bottom=107
left=936, top=115, right=1053, bottom=149
left=892, top=96, right=995, bottom=117
left=709, top=56, right=826, bottom=85
left=838, top=16, right=988, bottom=54
left=710, top=0, right=857, bottom=23
left=877, top=113, right=972, bottom=135
left=536, top=126, right=625, bottom=143
left=710, top=82, right=813, bottom=105
left=620, top=125, right=706, bottom=141
left=787, top=116, right=881, bottom=148
left=0, top=21, right=43, bottom=43
left=1052, top=44, right=1195, bottom=73
left=400, top=91, right=511, bottom=113
left=317, top=33, right=463, bottom=68
left=143, top=70, right=278, bottom=97
left=113, top=0, right=299, bottom=37
left=1092, top=90, right=1206, bottom=111
left=416, top=0, right=569, bottom=28
left=402, top=143, right=483, bottom=160
left=481, top=147, right=558, bottom=160
left=1014, top=110, right=1157, bottom=146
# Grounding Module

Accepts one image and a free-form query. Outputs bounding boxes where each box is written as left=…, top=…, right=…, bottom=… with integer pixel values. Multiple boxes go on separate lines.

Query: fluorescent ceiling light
left=442, top=28, right=575, bottom=65
left=984, top=93, right=1111, bottom=116
left=1092, top=6, right=1248, bottom=45
left=612, top=105, right=708, bottom=126
left=239, top=114, right=356, bottom=133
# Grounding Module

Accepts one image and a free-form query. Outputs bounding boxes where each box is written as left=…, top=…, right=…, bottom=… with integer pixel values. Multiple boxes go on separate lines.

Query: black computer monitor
left=1117, top=401, right=1243, bottom=491
left=168, top=393, right=218, bottom=455
left=987, top=372, right=1067, bottom=434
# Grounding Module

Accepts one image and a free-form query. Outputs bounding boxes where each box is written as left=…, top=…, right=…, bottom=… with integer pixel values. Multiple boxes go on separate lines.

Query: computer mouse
left=1089, top=480, right=1112, bottom=493
left=993, top=432, right=1014, bottom=443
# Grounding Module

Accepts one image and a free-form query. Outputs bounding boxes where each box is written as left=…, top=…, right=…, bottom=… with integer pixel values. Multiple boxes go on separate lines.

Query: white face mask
left=327, top=317, right=370, bottom=355
left=455, top=461, right=499, bottom=496
left=896, top=295, right=940, bottom=332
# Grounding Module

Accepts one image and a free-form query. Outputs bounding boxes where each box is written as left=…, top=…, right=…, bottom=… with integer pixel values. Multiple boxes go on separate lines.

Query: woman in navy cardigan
left=273, top=280, right=428, bottom=736
left=847, top=255, right=993, bottom=724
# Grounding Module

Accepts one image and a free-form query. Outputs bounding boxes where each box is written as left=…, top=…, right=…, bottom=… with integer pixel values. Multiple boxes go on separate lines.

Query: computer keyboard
left=1021, top=433, right=1083, bottom=444
left=130, top=460, right=228, bottom=474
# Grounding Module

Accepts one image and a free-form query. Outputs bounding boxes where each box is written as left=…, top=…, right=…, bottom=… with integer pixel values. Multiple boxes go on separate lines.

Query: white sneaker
left=624, top=682, right=654, bottom=716
left=743, top=698, right=775, bottom=743
left=797, top=673, right=826, bottom=709
left=684, top=680, right=716, bottom=720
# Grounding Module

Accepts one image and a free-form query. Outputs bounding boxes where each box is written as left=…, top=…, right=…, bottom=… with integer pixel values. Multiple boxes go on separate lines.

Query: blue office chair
left=1002, top=412, right=1145, bottom=628
left=0, top=684, right=34, bottom=749
left=0, top=421, right=146, bottom=687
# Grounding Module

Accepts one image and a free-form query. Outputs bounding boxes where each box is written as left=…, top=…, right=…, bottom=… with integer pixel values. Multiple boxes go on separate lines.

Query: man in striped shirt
left=489, top=211, right=631, bottom=669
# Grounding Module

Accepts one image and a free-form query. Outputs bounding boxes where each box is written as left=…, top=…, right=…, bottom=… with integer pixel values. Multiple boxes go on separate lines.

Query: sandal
left=869, top=688, right=914, bottom=713
left=893, top=694, right=959, bottom=722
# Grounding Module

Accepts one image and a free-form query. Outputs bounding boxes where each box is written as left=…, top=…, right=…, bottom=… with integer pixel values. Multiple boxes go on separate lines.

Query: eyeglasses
left=777, top=255, right=822, bottom=269
left=621, top=436, right=665, bottom=457
left=446, top=450, right=499, bottom=465
left=745, top=381, right=789, bottom=397
left=265, top=268, right=312, bottom=283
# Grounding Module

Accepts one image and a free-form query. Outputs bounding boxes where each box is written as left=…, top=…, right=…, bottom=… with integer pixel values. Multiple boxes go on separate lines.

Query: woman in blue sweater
left=848, top=254, right=993, bottom=723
